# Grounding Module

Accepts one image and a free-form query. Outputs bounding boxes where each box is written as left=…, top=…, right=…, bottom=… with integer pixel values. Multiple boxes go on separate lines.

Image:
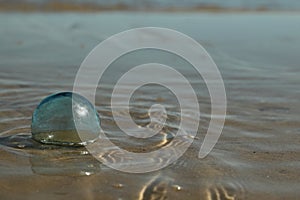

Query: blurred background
left=1, top=0, right=300, bottom=11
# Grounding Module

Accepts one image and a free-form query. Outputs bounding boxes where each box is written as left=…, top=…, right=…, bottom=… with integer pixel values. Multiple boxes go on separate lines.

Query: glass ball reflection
left=31, top=92, right=100, bottom=146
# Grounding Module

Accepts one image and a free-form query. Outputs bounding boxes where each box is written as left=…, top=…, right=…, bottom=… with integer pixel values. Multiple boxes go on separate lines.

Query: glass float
left=31, top=92, right=100, bottom=146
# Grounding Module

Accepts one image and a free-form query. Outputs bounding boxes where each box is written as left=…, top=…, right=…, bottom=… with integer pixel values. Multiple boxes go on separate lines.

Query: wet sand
left=0, top=12, right=300, bottom=199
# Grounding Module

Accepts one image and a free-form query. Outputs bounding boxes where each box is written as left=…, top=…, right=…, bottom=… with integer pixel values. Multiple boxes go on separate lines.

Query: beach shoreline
left=0, top=11, right=300, bottom=199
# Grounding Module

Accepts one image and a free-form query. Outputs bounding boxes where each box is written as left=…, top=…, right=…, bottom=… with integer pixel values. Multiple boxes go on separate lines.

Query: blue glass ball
left=31, top=92, right=100, bottom=146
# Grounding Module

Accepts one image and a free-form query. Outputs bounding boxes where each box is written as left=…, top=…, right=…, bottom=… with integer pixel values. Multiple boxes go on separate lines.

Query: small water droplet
left=17, top=144, right=26, bottom=148
left=80, top=151, right=89, bottom=155
left=113, top=183, right=124, bottom=189
left=172, top=185, right=182, bottom=191
left=80, top=171, right=93, bottom=176
left=87, top=164, right=94, bottom=168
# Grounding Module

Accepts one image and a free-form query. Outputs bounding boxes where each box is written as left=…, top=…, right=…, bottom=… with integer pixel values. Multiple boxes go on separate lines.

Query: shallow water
left=0, top=12, right=300, bottom=199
